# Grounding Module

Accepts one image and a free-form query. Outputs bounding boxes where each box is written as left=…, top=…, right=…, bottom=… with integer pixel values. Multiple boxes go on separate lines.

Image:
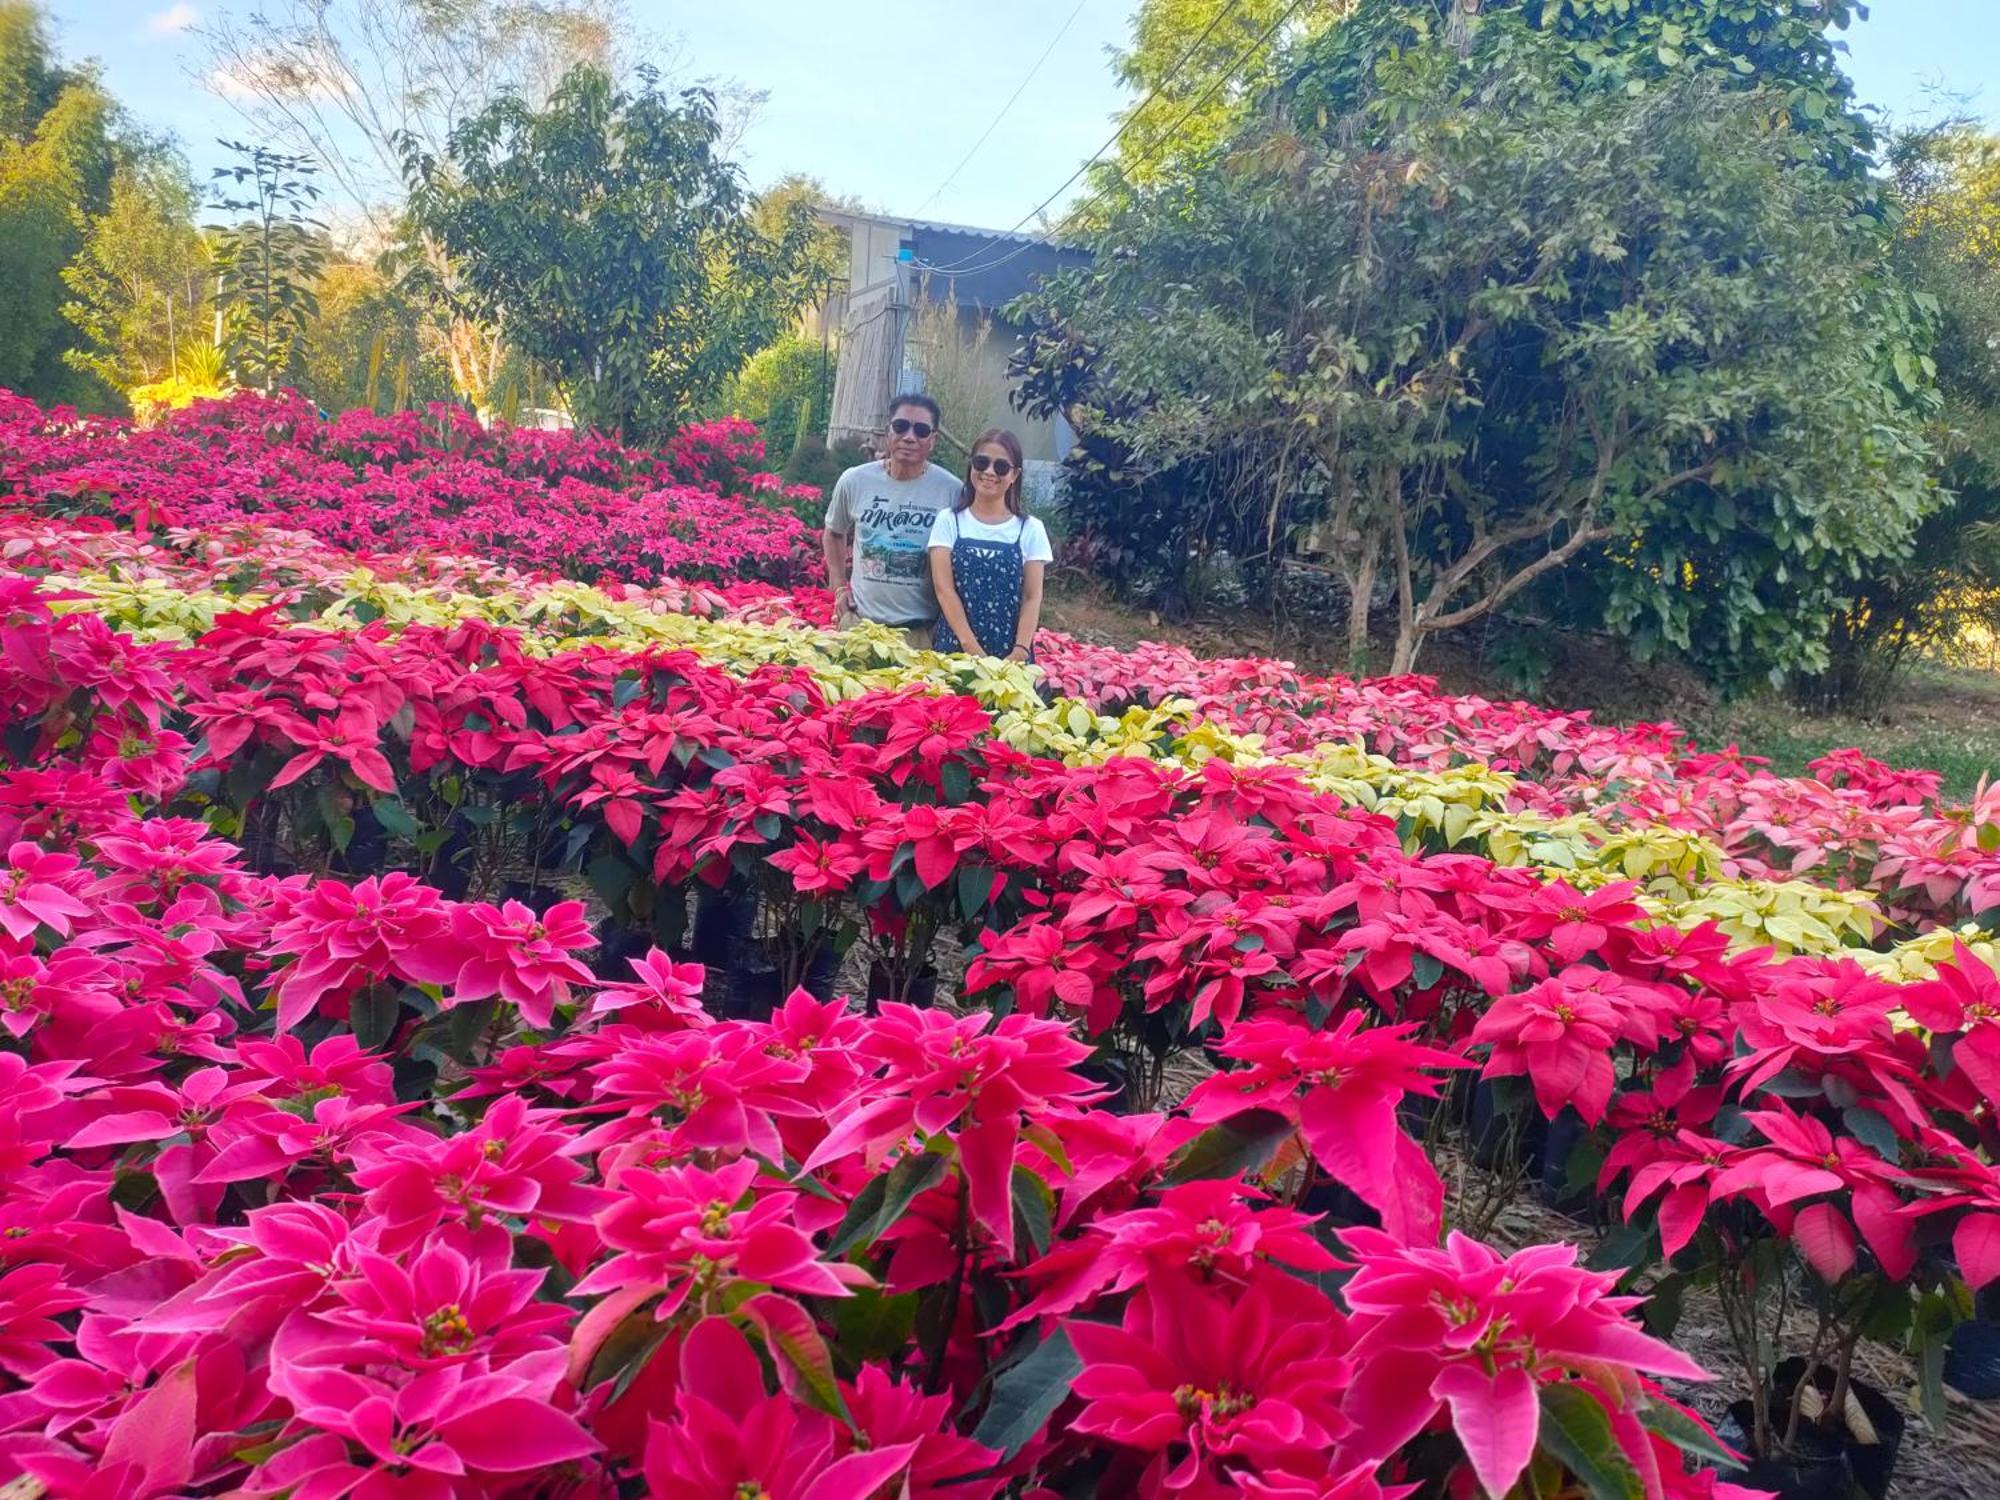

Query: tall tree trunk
left=1385, top=478, right=1420, bottom=675
left=1345, top=524, right=1378, bottom=670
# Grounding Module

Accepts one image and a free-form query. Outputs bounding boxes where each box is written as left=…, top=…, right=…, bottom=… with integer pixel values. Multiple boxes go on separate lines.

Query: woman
left=928, top=428, right=1052, bottom=662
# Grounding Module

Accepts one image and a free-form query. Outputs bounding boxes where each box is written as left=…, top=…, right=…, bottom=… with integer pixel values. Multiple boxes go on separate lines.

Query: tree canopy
left=402, top=66, right=831, bottom=441
left=0, top=0, right=118, bottom=407
left=1023, top=3, right=1937, bottom=679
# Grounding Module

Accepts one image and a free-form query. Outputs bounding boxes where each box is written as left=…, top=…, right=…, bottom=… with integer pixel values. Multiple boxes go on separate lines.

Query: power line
left=912, top=0, right=1094, bottom=219
left=914, top=0, right=1252, bottom=275
left=915, top=0, right=1314, bottom=283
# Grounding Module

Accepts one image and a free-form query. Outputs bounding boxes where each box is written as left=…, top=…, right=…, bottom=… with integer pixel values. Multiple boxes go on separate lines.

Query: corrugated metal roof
left=816, top=206, right=1070, bottom=249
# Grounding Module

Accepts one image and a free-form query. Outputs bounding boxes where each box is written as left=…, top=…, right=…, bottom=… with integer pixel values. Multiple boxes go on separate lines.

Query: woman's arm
left=929, top=546, right=984, bottom=656
left=1009, top=560, right=1047, bottom=660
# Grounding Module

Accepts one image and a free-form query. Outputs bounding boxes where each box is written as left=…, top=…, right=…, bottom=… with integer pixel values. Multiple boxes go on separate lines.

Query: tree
left=1802, top=125, right=2000, bottom=708
left=717, top=335, right=831, bottom=464
left=1028, top=15, right=1937, bottom=677
left=209, top=141, right=329, bottom=394
left=1290, top=0, right=1878, bottom=186
left=403, top=66, right=826, bottom=441
left=300, top=257, right=454, bottom=414
left=61, top=148, right=211, bottom=391
left=0, top=0, right=117, bottom=406
left=195, top=0, right=759, bottom=408
left=1097, top=0, right=1351, bottom=194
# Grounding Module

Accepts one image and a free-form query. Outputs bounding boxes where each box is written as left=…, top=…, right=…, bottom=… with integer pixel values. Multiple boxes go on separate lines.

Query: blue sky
left=46, top=1, right=2000, bottom=234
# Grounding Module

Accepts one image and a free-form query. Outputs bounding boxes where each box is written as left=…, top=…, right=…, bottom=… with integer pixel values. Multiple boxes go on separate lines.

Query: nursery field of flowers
left=4, top=392, right=2000, bottom=1500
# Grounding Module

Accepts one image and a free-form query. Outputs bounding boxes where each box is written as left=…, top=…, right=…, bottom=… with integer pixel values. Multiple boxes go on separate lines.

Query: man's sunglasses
left=971, top=454, right=1015, bottom=478
left=889, top=418, right=935, bottom=439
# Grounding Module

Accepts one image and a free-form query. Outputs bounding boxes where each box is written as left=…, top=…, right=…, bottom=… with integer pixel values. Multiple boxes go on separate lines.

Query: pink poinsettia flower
left=1500, top=878, right=1649, bottom=966
left=432, top=897, right=598, bottom=1028
left=255, top=1348, right=600, bottom=1492
left=193, top=1091, right=420, bottom=1185
left=584, top=947, right=711, bottom=1027
left=1597, top=1055, right=1724, bottom=1193
left=0, top=1261, right=88, bottom=1378
left=1186, top=1012, right=1469, bottom=1244
left=766, top=831, right=868, bottom=896
left=841, top=1362, right=1005, bottom=1499
left=579, top=1024, right=821, bottom=1163
left=1000, top=1177, right=1342, bottom=1330
left=136, top=1199, right=371, bottom=1337
left=267, top=703, right=399, bottom=793
left=966, top=917, right=1122, bottom=1031
left=1615, top=1128, right=1736, bottom=1259
left=1234, top=1466, right=1415, bottom=1500
left=1902, top=942, right=2000, bottom=1104
left=1471, top=967, right=1657, bottom=1125
left=1338, top=1228, right=1705, bottom=1500
left=306, top=1232, right=571, bottom=1369
left=1067, top=1277, right=1354, bottom=1495
left=800, top=1004, right=1098, bottom=1258
left=1708, top=1104, right=1915, bottom=1280
left=642, top=1317, right=919, bottom=1500
left=350, top=1092, right=613, bottom=1253
left=571, top=1157, right=869, bottom=1316
left=0, top=840, right=95, bottom=941
left=263, top=871, right=452, bottom=1031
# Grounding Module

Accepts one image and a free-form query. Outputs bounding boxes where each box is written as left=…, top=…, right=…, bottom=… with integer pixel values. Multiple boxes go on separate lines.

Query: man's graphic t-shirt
left=824, top=461, right=963, bottom=625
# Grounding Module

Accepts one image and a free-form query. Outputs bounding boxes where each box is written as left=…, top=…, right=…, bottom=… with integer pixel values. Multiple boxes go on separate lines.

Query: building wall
left=816, top=211, right=1090, bottom=463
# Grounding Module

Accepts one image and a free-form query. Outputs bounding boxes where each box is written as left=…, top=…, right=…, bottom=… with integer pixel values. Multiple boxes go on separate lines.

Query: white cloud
left=208, top=47, right=348, bottom=103
left=147, top=3, right=199, bottom=36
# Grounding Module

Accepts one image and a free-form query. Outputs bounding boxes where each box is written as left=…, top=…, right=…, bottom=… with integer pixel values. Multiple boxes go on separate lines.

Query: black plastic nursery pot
left=865, top=962, right=938, bottom=1012
left=1537, top=1106, right=1595, bottom=1216
left=1077, top=1053, right=1133, bottom=1115
left=1725, top=1359, right=1906, bottom=1500
left=721, top=961, right=784, bottom=1023
left=1945, top=1281, right=2000, bottom=1401
left=1468, top=1077, right=1547, bottom=1175
left=1298, top=1178, right=1382, bottom=1231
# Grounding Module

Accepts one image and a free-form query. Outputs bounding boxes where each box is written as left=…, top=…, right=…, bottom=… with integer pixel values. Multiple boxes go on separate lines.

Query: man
left=823, top=393, right=961, bottom=649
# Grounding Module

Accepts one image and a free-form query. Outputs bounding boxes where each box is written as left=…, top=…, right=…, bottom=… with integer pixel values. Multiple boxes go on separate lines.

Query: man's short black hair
left=887, top=392, right=940, bottom=427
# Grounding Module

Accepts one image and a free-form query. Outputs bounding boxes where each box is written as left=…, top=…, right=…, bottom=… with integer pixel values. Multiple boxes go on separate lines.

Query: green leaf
left=445, top=998, right=498, bottom=1063
left=1537, top=1383, right=1645, bottom=1500
left=1755, top=1067, right=1822, bottom=1099
left=740, top=1292, right=850, bottom=1422
left=1011, top=1165, right=1054, bottom=1259
left=350, top=981, right=401, bottom=1051
left=371, top=798, right=420, bottom=839
left=957, top=864, right=996, bottom=921
left=971, top=1327, right=1080, bottom=1459
left=1587, top=1217, right=1658, bottom=1275
left=587, top=853, right=635, bottom=911
left=941, top=757, right=973, bottom=805
left=1842, top=1106, right=1900, bottom=1164
left=831, top=1285, right=921, bottom=1365
left=828, top=1151, right=948, bottom=1256
left=612, top=674, right=645, bottom=709
left=1166, top=1107, right=1294, bottom=1184
left=587, top=1309, right=669, bottom=1401
left=1410, top=951, right=1445, bottom=990
left=1638, top=1398, right=1739, bottom=1470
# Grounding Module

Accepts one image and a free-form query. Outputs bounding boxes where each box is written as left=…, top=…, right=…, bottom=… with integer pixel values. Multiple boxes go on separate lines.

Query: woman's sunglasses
left=971, top=454, right=1015, bottom=478
left=889, top=418, right=935, bottom=438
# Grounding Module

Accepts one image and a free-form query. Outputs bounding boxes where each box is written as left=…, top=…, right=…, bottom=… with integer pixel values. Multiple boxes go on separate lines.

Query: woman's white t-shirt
left=925, top=508, right=1054, bottom=563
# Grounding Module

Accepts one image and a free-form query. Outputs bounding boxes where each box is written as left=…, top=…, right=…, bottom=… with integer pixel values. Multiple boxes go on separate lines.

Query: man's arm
left=823, top=474, right=856, bottom=612
left=822, top=527, right=853, bottom=609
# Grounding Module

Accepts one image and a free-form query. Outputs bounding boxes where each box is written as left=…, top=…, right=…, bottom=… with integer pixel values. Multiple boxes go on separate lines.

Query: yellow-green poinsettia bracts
left=37, top=568, right=1996, bottom=980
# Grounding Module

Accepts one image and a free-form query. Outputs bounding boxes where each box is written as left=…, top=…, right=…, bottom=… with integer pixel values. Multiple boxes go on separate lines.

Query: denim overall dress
left=932, top=510, right=1033, bottom=661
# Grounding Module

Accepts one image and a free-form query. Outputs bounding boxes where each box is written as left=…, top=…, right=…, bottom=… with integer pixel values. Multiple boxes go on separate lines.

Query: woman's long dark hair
left=956, top=428, right=1027, bottom=516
